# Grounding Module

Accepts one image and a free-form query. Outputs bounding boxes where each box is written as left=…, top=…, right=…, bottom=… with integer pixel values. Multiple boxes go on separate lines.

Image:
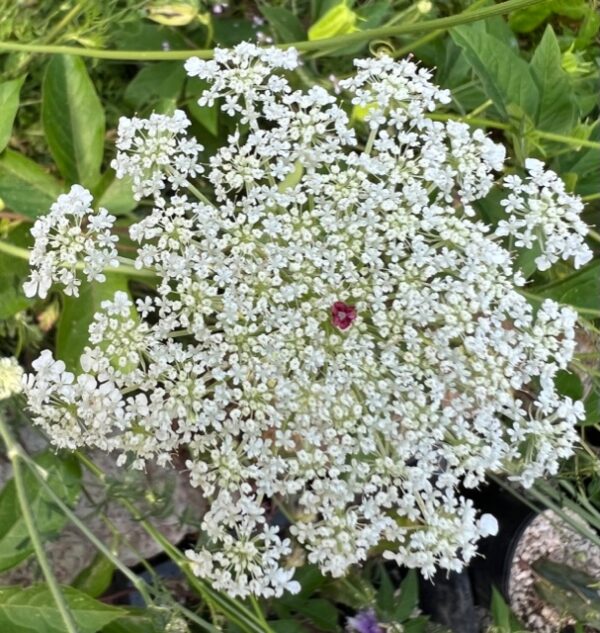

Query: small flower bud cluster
left=23, top=44, right=589, bottom=598
left=112, top=110, right=204, bottom=200
left=496, top=158, right=593, bottom=271
left=23, top=185, right=118, bottom=299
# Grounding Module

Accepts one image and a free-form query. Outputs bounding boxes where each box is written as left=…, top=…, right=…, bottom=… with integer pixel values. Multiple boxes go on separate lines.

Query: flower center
left=331, top=301, right=357, bottom=330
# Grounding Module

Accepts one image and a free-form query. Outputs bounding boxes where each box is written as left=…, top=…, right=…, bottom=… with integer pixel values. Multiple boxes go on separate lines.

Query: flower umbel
left=23, top=185, right=118, bottom=299
left=24, top=44, right=589, bottom=598
left=0, top=357, right=23, bottom=400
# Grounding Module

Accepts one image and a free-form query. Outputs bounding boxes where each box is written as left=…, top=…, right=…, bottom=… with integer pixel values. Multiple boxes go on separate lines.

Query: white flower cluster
left=0, top=357, right=23, bottom=400
left=24, top=44, right=589, bottom=598
left=496, top=158, right=593, bottom=271
left=112, top=110, right=204, bottom=200
left=23, top=185, right=118, bottom=299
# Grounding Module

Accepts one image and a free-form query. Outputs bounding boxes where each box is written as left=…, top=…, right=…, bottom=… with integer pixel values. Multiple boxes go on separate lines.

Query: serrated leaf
left=394, top=570, right=418, bottom=621
left=451, top=22, right=539, bottom=120
left=0, top=76, right=25, bottom=152
left=42, top=55, right=105, bottom=188
left=0, top=585, right=122, bottom=633
left=530, top=26, right=579, bottom=133
left=375, top=566, right=395, bottom=615
left=56, top=275, right=132, bottom=372
left=0, top=452, right=81, bottom=572
left=0, top=149, right=63, bottom=218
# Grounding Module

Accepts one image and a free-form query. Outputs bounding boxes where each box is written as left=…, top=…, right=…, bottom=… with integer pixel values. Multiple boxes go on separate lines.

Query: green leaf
left=186, top=78, right=219, bottom=137
left=533, top=559, right=600, bottom=626
left=530, top=26, right=579, bottom=134
left=124, top=62, right=186, bottom=111
left=375, top=566, right=395, bottom=615
left=101, top=607, right=165, bottom=633
left=269, top=621, right=309, bottom=633
left=535, top=262, right=600, bottom=313
left=0, top=76, right=25, bottom=153
left=73, top=552, right=116, bottom=599
left=514, top=239, right=543, bottom=280
left=295, top=598, right=338, bottom=632
left=0, top=585, right=123, bottom=633
left=490, top=587, right=523, bottom=630
left=404, top=617, right=428, bottom=633
left=260, top=6, right=306, bottom=43
left=583, top=387, right=600, bottom=427
left=112, top=22, right=188, bottom=51
left=0, top=452, right=81, bottom=573
left=213, top=18, right=258, bottom=47
left=0, top=149, right=63, bottom=218
left=509, top=0, right=587, bottom=33
left=56, top=275, right=132, bottom=372
left=554, top=369, right=584, bottom=400
left=42, top=55, right=105, bottom=188
left=0, top=226, right=33, bottom=319
left=508, top=4, right=553, bottom=33
left=394, top=570, right=419, bottom=621
left=451, top=22, right=539, bottom=120
left=96, top=172, right=137, bottom=216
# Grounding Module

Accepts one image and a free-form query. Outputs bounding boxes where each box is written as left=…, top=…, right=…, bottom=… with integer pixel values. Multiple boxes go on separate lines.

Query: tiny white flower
left=479, top=513, right=499, bottom=537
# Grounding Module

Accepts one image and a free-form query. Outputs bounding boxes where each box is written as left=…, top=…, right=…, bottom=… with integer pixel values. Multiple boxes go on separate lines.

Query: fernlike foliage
left=22, top=44, right=590, bottom=598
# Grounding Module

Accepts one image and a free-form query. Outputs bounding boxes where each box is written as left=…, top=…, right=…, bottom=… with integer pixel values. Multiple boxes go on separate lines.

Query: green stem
left=0, top=239, right=156, bottom=280
left=429, top=112, right=510, bottom=130
left=467, top=98, right=494, bottom=118
left=587, top=228, right=600, bottom=244
left=430, top=112, right=600, bottom=149
left=490, top=474, right=600, bottom=549
left=43, top=2, right=85, bottom=43
left=518, top=288, right=600, bottom=319
left=534, top=130, right=600, bottom=150
left=14, top=448, right=155, bottom=606
left=393, top=0, right=490, bottom=58
left=250, top=596, right=272, bottom=630
left=75, top=452, right=271, bottom=633
left=583, top=192, right=600, bottom=202
left=0, top=417, right=79, bottom=633
left=0, top=0, right=550, bottom=60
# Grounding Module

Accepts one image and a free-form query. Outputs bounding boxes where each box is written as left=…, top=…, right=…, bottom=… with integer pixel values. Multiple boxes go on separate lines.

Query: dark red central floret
left=331, top=301, right=357, bottom=330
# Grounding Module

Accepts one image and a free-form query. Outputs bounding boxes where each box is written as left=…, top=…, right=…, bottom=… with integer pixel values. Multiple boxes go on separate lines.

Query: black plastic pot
left=419, top=569, right=479, bottom=633
left=467, top=480, right=537, bottom=607
left=104, top=550, right=187, bottom=606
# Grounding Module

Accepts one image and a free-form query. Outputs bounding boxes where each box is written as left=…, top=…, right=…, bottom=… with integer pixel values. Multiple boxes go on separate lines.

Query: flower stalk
left=0, top=0, right=550, bottom=61
left=0, top=415, right=79, bottom=633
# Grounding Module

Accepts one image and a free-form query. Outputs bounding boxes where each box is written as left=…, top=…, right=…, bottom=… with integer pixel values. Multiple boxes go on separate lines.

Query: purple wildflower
left=346, top=610, right=384, bottom=633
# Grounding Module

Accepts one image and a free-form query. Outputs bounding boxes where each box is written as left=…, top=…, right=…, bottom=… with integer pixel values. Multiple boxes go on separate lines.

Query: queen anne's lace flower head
left=496, top=158, right=593, bottom=270
left=23, top=185, right=118, bottom=299
left=23, top=44, right=590, bottom=598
